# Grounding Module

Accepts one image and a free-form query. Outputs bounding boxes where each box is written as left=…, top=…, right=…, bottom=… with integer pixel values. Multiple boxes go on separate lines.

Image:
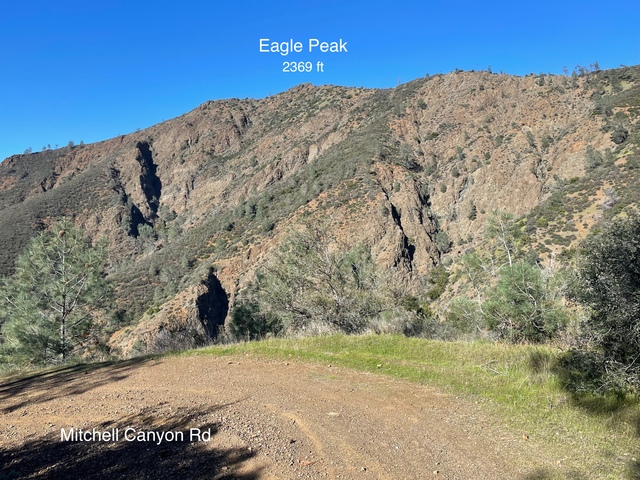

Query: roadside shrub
left=569, top=216, right=640, bottom=393
left=229, top=300, right=282, bottom=341
left=446, top=297, right=485, bottom=338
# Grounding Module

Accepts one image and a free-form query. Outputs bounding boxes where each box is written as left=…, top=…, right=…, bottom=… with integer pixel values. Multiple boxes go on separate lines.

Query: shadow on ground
left=528, top=350, right=640, bottom=480
left=0, top=357, right=158, bottom=414
left=521, top=468, right=589, bottom=480
left=0, top=405, right=262, bottom=480
left=549, top=350, right=640, bottom=435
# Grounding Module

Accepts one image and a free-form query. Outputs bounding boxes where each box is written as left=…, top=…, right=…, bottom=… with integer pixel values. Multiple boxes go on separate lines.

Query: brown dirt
left=1, top=355, right=551, bottom=479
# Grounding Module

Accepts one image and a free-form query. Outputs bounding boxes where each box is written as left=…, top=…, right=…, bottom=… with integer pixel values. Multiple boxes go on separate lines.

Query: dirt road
left=1, top=355, right=551, bottom=479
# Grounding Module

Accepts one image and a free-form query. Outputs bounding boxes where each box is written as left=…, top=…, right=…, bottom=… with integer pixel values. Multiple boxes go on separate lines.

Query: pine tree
left=483, top=261, right=566, bottom=343
left=0, top=219, right=110, bottom=365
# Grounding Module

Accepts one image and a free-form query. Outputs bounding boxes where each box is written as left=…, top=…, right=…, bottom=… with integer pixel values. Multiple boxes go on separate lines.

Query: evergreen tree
left=0, top=220, right=110, bottom=365
left=483, top=261, right=566, bottom=343
left=454, top=211, right=566, bottom=342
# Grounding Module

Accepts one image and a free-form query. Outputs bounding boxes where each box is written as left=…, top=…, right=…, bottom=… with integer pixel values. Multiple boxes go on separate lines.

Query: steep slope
left=1, top=66, right=638, bottom=355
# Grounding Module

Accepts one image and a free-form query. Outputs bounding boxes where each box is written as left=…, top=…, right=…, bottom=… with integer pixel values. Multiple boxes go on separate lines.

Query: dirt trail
left=1, top=355, right=550, bottom=479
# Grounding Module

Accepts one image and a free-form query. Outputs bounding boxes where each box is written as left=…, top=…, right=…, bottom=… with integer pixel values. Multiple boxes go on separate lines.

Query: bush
left=435, top=231, right=452, bottom=254
left=584, top=146, right=603, bottom=170
left=570, top=216, right=640, bottom=393
left=252, top=223, right=397, bottom=334
left=468, top=203, right=477, bottom=221
left=446, top=297, right=484, bottom=337
left=426, top=265, right=449, bottom=300
left=611, top=127, right=628, bottom=145
left=229, top=301, right=282, bottom=341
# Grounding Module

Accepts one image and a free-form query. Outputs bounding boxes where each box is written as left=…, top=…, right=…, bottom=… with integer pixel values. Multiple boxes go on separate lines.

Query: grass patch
left=187, top=334, right=640, bottom=479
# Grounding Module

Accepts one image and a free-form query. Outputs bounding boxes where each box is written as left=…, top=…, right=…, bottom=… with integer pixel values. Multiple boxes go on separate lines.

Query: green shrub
left=435, top=231, right=452, bottom=254
left=570, top=216, right=640, bottom=393
left=229, top=301, right=282, bottom=341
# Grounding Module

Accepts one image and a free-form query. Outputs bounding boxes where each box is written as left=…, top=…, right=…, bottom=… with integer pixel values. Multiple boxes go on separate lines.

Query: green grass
left=186, top=334, right=640, bottom=479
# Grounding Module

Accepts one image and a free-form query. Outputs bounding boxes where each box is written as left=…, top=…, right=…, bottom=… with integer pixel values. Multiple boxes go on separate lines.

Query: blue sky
left=1, top=0, right=638, bottom=161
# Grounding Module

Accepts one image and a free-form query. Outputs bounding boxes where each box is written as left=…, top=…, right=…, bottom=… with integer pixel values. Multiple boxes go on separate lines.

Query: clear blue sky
left=1, top=0, right=638, bottom=161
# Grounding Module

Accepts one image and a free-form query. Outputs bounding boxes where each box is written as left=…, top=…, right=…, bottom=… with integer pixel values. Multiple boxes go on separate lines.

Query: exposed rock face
left=196, top=271, right=229, bottom=339
left=109, top=270, right=228, bottom=357
left=0, top=67, right=638, bottom=353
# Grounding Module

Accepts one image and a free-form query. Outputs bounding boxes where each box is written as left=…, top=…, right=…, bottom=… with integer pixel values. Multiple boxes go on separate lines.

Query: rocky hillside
left=1, top=65, right=639, bottom=355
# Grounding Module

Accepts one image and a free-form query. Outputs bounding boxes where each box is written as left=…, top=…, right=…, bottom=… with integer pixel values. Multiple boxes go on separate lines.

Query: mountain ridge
left=1, top=65, right=639, bottom=356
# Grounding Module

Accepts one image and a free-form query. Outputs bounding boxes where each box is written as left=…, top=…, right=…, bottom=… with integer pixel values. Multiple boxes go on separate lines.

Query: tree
left=483, top=261, right=566, bottom=343
left=484, top=211, right=521, bottom=268
left=570, top=216, right=640, bottom=392
left=454, top=211, right=566, bottom=342
left=457, top=211, right=525, bottom=292
left=468, top=203, right=477, bottom=221
left=0, top=220, right=110, bottom=365
left=246, top=222, right=397, bottom=335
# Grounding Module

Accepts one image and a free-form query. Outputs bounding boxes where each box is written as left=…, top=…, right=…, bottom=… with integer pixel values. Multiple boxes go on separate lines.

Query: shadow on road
left=0, top=356, right=158, bottom=413
left=0, top=405, right=262, bottom=480
left=521, top=468, right=588, bottom=479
